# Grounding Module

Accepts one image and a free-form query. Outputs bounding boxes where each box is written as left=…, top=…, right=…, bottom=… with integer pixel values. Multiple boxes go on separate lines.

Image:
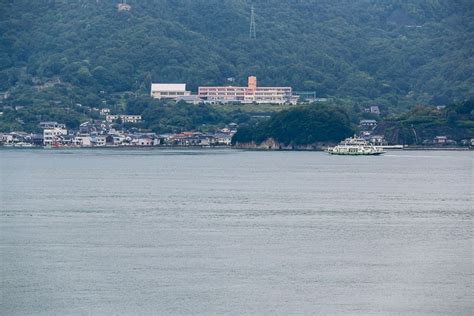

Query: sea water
left=0, top=149, right=472, bottom=314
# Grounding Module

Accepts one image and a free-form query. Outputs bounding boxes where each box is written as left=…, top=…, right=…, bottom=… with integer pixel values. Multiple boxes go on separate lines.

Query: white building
left=434, top=136, right=448, bottom=144
left=106, top=115, right=142, bottom=123
left=40, top=121, right=66, bottom=129
left=73, top=134, right=92, bottom=147
left=214, top=133, right=232, bottom=146
left=91, top=135, right=106, bottom=146
left=99, top=108, right=111, bottom=116
left=43, top=126, right=67, bottom=146
left=150, top=83, right=191, bottom=99
left=117, top=2, right=131, bottom=11
left=360, top=119, right=377, bottom=129
left=137, top=137, right=154, bottom=146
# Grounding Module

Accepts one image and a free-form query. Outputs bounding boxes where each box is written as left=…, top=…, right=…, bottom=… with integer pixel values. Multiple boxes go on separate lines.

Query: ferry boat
left=326, top=136, right=385, bottom=155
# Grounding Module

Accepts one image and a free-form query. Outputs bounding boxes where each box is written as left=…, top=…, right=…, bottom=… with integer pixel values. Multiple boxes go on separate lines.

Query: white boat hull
left=327, top=150, right=385, bottom=156
left=326, top=136, right=386, bottom=156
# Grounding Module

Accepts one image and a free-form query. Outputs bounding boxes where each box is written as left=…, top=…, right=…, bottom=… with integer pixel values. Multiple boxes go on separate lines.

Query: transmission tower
left=249, top=4, right=256, bottom=40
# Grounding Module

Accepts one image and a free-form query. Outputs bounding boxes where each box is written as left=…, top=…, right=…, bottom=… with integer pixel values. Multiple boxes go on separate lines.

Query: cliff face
left=374, top=121, right=473, bottom=145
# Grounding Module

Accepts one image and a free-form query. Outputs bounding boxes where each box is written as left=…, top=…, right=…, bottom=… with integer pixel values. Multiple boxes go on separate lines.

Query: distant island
left=0, top=1, right=472, bottom=149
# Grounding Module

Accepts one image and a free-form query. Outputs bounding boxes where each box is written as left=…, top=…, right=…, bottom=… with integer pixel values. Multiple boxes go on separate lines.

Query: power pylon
left=249, top=4, right=256, bottom=40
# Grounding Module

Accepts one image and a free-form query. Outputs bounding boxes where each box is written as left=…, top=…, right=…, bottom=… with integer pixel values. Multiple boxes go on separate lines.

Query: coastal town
left=1, top=114, right=470, bottom=149
left=0, top=75, right=472, bottom=149
left=0, top=75, right=289, bottom=148
left=0, top=116, right=237, bottom=148
left=1, top=105, right=471, bottom=149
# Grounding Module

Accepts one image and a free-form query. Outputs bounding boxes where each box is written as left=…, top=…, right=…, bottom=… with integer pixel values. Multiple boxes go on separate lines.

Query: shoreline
left=1, top=145, right=472, bottom=151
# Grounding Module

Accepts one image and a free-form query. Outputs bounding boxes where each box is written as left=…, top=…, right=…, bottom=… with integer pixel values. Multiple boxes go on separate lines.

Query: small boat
left=326, top=136, right=385, bottom=155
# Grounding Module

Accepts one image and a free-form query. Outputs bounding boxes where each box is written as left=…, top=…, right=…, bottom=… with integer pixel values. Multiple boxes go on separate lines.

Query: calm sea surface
left=0, top=149, right=472, bottom=315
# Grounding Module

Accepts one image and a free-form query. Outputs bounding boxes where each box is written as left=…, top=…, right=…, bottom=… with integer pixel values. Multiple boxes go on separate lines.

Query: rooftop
left=151, top=83, right=187, bottom=92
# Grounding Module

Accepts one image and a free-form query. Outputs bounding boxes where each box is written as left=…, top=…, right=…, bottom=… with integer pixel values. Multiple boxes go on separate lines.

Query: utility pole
left=249, top=4, right=256, bottom=40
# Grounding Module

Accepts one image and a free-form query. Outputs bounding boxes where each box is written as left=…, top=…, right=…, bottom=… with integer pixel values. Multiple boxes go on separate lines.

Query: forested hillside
left=1, top=0, right=473, bottom=115
left=232, top=105, right=355, bottom=146
left=231, top=100, right=473, bottom=146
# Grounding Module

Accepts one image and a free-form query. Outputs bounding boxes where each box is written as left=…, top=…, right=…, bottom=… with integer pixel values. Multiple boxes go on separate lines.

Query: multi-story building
left=43, top=126, right=67, bottom=146
left=150, top=83, right=191, bottom=99
left=198, top=76, right=296, bottom=104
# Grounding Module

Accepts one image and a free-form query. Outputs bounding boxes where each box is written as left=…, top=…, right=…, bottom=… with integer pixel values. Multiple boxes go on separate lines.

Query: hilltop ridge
left=0, top=0, right=472, bottom=133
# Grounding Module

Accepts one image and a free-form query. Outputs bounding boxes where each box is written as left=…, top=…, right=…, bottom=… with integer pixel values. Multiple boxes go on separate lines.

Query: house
left=364, top=106, right=380, bottom=115
left=79, top=121, right=96, bottom=134
left=39, top=121, right=66, bottom=129
left=434, top=136, right=448, bottom=144
left=99, top=108, right=111, bottom=116
left=117, top=2, right=131, bottom=11
left=126, top=133, right=158, bottom=146
left=1, top=132, right=27, bottom=144
left=106, top=115, right=119, bottom=122
left=90, top=135, right=106, bottom=147
left=137, top=135, right=154, bottom=146
left=150, top=83, right=191, bottom=99
left=166, top=132, right=207, bottom=146
left=433, top=136, right=456, bottom=145
left=60, top=135, right=74, bottom=146
left=106, top=115, right=142, bottom=123
left=198, top=135, right=214, bottom=146
left=213, top=133, right=232, bottom=146
left=106, top=134, right=125, bottom=146
left=1, top=91, right=10, bottom=99
left=369, top=135, right=386, bottom=145
left=370, top=106, right=380, bottom=115
left=73, top=134, right=91, bottom=147
left=359, top=119, right=377, bottom=129
left=121, top=115, right=141, bottom=123
left=0, top=132, right=35, bottom=146
left=31, top=134, right=44, bottom=146
left=106, top=135, right=116, bottom=146
left=80, top=120, right=109, bottom=134
left=1, top=133, right=13, bottom=144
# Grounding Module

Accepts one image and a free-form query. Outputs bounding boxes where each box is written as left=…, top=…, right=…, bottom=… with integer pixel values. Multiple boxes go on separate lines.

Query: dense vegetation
left=126, top=97, right=252, bottom=133
left=232, top=105, right=354, bottom=145
left=232, top=100, right=473, bottom=146
left=1, top=0, right=473, bottom=118
left=376, top=100, right=474, bottom=144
